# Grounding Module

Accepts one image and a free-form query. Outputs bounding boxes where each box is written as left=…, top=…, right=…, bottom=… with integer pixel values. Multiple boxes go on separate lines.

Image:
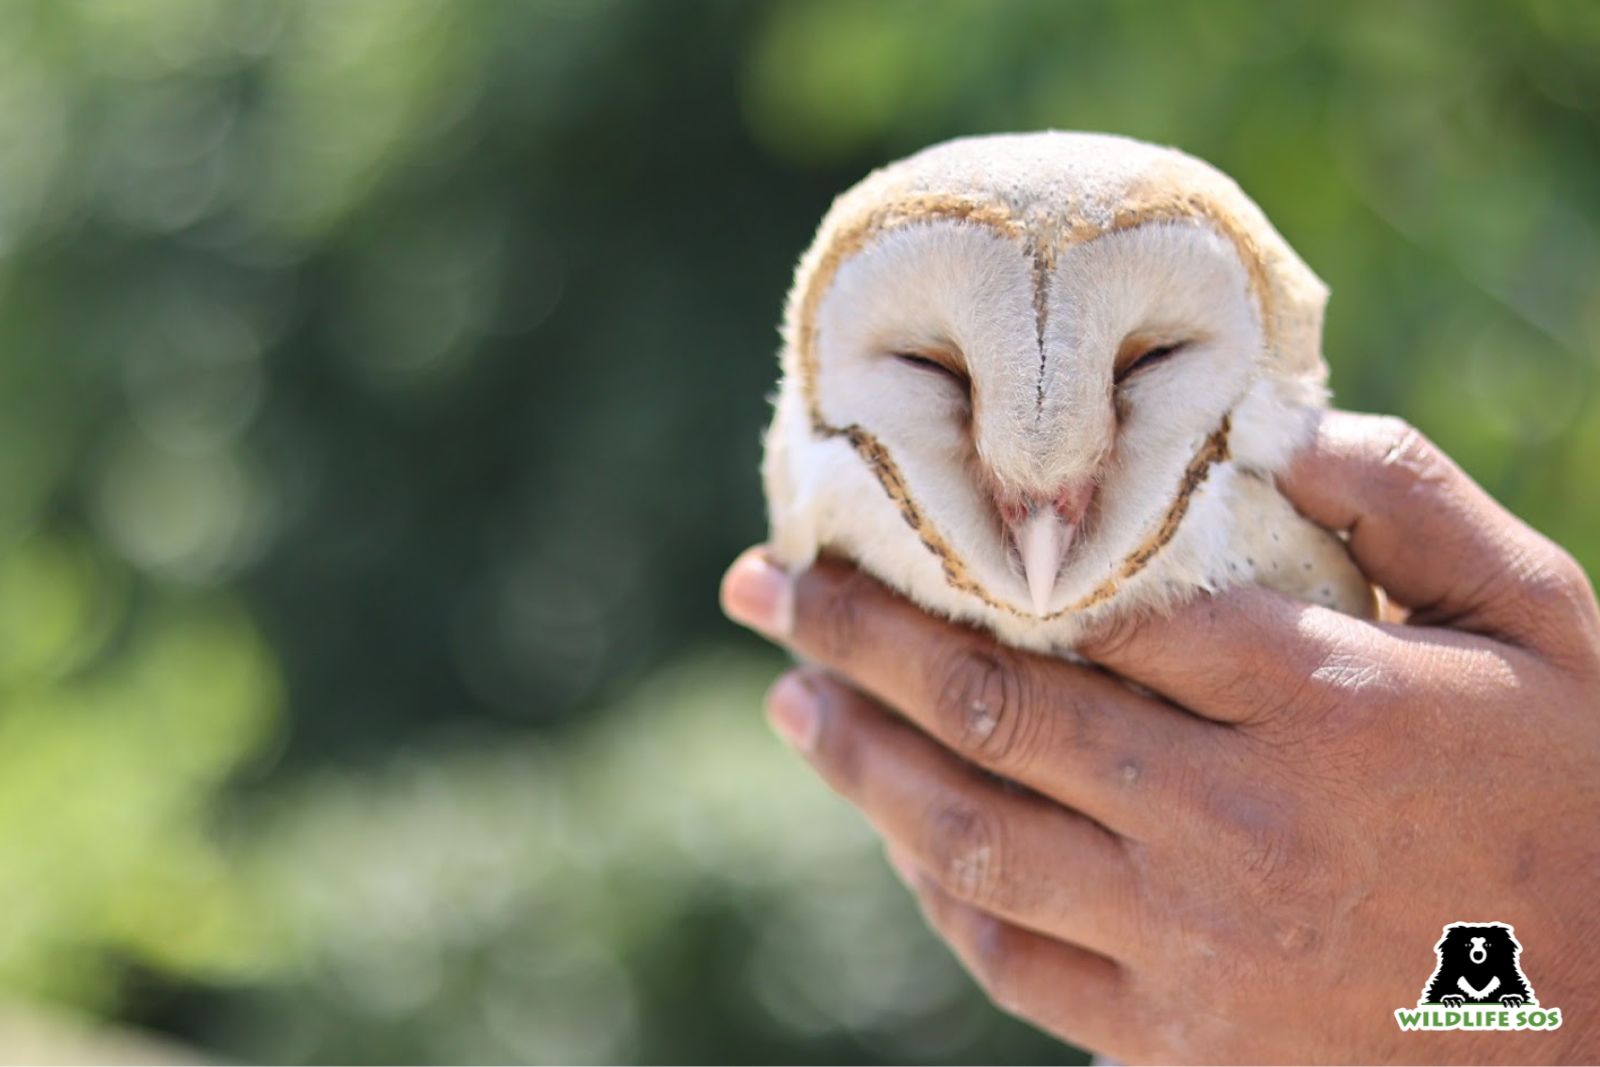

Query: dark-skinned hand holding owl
left=724, top=411, right=1600, bottom=1064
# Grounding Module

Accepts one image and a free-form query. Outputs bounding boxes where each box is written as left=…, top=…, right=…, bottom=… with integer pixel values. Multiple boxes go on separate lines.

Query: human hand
left=721, top=412, right=1600, bottom=1063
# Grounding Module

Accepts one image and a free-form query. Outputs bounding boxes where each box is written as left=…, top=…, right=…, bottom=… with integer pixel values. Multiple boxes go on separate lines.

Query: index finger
left=1075, top=584, right=1511, bottom=727
left=722, top=548, right=1221, bottom=840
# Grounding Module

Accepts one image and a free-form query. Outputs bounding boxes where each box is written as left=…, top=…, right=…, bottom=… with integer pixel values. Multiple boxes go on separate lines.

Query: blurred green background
left=0, top=0, right=1595, bottom=1062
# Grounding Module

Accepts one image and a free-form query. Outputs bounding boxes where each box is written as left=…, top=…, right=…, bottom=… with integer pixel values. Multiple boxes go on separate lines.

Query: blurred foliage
left=0, top=0, right=1594, bottom=1062
left=199, top=655, right=1068, bottom=1064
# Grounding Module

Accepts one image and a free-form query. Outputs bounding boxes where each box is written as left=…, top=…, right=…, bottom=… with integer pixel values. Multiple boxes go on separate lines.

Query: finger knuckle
left=926, top=799, right=1004, bottom=905
left=1521, top=545, right=1597, bottom=623
left=1369, top=417, right=1445, bottom=497
left=934, top=647, right=1038, bottom=769
left=1487, top=541, right=1600, bottom=664
left=1550, top=546, right=1595, bottom=603
left=1371, top=415, right=1422, bottom=460
left=1269, top=916, right=1326, bottom=961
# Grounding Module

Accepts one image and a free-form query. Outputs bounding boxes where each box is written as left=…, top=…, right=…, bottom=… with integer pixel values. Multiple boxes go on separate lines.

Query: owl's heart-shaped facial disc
left=762, top=131, right=1375, bottom=652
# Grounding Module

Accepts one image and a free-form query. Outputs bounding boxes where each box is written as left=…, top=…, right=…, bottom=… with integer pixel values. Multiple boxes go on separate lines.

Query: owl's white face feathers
left=765, top=132, right=1372, bottom=650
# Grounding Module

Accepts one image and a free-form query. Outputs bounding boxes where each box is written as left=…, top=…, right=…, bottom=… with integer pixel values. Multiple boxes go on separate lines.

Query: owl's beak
left=1016, top=510, right=1075, bottom=616
left=1004, top=481, right=1095, bottom=616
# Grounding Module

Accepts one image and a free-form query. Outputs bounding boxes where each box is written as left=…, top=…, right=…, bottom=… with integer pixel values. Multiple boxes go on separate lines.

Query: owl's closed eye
left=763, top=131, right=1375, bottom=654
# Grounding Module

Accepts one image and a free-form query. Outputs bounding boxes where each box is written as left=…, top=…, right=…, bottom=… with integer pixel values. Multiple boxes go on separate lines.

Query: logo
left=1394, top=922, right=1562, bottom=1032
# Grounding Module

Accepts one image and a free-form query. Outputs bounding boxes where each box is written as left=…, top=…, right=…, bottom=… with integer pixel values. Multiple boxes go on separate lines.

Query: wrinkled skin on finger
left=724, top=412, right=1600, bottom=1064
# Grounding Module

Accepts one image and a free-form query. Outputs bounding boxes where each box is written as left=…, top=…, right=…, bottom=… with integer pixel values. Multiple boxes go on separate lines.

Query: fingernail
left=721, top=549, right=794, bottom=638
left=766, top=672, right=820, bottom=753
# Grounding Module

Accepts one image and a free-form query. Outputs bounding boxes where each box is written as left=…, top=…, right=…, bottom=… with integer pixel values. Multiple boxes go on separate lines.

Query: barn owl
left=762, top=131, right=1375, bottom=654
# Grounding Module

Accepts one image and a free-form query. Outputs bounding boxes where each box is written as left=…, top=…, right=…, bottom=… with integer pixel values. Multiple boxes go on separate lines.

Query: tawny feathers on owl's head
left=763, top=132, right=1370, bottom=652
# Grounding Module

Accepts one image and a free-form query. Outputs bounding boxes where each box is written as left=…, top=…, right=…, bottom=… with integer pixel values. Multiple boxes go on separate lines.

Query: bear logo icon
left=1395, top=922, right=1562, bottom=1031
left=1420, top=922, right=1534, bottom=1008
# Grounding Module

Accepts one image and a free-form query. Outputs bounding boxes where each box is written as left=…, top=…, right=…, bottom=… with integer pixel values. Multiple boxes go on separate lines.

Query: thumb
left=1278, top=411, right=1599, bottom=658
